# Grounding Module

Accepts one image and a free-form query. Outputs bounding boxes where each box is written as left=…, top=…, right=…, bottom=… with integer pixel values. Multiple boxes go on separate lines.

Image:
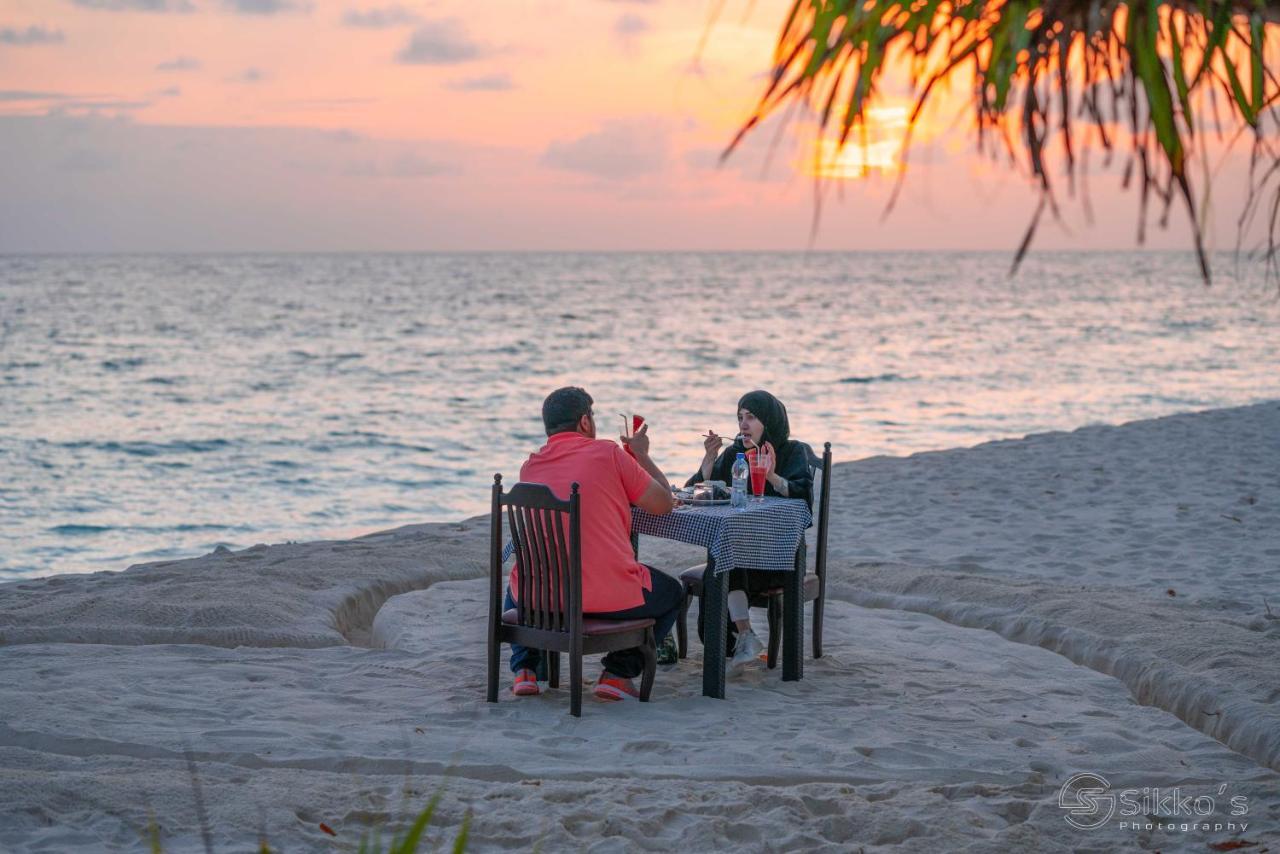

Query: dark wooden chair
left=675, top=441, right=832, bottom=668
left=486, top=474, right=657, bottom=717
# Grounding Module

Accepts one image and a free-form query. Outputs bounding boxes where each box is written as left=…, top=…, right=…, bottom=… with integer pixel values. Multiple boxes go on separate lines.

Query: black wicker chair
left=486, top=475, right=656, bottom=716
left=675, top=441, right=832, bottom=667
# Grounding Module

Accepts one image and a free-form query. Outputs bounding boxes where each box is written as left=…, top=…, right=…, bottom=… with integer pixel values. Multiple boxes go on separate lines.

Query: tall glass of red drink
left=749, top=450, right=767, bottom=501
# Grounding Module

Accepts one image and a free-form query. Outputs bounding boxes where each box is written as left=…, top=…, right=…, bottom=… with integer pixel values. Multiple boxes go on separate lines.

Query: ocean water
left=2, top=252, right=1278, bottom=581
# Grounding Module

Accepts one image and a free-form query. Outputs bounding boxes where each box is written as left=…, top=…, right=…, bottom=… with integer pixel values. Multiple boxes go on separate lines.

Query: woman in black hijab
left=688, top=390, right=813, bottom=672
left=690, top=389, right=812, bottom=505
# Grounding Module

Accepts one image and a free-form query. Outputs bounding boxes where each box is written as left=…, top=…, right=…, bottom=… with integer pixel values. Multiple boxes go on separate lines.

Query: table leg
left=701, top=566, right=727, bottom=699
left=782, top=541, right=805, bottom=682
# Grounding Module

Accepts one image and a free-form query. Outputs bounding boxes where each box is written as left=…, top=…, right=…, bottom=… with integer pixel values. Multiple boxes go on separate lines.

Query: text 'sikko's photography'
left=2, top=0, right=1279, bottom=851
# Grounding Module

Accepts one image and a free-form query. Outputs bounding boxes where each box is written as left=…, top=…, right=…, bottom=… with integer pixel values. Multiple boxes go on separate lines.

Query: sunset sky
left=0, top=0, right=1261, bottom=252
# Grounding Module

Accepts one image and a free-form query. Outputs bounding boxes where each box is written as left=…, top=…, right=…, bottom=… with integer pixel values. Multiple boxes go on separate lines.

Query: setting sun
left=802, top=105, right=909, bottom=179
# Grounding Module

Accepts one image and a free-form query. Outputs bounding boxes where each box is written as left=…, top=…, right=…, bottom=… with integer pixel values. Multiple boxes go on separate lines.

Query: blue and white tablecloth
left=634, top=497, right=811, bottom=575
left=501, top=497, right=811, bottom=574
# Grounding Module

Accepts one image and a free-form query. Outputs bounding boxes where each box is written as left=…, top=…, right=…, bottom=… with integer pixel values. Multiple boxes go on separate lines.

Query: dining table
left=630, top=496, right=812, bottom=699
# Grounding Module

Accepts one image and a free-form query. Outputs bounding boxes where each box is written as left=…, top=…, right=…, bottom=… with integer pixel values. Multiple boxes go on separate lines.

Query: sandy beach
left=2, top=402, right=1278, bottom=851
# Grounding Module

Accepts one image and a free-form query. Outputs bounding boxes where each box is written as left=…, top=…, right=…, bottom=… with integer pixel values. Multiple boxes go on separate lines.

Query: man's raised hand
left=621, top=422, right=650, bottom=458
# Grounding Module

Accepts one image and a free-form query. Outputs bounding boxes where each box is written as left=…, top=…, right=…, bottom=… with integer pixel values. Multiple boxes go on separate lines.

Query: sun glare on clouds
left=803, top=105, right=910, bottom=179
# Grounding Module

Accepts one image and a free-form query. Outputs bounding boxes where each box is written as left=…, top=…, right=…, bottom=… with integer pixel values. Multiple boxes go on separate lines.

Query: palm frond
left=729, top=0, right=1280, bottom=282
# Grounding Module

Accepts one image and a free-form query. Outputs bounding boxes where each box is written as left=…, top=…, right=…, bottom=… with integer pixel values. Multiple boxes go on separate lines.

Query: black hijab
left=730, top=389, right=791, bottom=454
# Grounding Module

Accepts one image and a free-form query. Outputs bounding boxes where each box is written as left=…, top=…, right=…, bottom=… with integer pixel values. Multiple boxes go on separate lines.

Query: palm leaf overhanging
left=727, top=0, right=1280, bottom=282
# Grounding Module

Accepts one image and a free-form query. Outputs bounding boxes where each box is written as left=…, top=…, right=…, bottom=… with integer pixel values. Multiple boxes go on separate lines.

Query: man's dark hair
left=542, top=386, right=593, bottom=436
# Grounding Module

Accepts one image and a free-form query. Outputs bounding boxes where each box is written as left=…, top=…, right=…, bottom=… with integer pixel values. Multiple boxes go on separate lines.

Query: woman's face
left=738, top=409, right=764, bottom=446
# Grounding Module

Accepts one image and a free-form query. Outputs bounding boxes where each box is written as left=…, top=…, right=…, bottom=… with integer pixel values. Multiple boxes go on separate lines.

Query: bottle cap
left=735, top=452, right=745, bottom=460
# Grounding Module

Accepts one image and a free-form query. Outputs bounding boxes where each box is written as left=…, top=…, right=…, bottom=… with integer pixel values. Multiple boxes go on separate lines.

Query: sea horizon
left=3, top=250, right=1278, bottom=581
left=0, top=248, right=1248, bottom=257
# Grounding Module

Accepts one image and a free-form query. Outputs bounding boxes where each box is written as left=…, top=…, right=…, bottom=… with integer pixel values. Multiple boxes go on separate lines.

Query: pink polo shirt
left=510, top=432, right=654, bottom=613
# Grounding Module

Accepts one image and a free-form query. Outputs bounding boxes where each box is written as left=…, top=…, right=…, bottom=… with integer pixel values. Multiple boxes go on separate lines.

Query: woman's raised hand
left=702, top=430, right=724, bottom=458
left=760, top=441, right=777, bottom=477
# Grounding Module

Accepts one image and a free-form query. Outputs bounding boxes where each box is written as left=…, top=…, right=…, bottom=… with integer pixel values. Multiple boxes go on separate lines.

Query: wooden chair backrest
left=490, top=475, right=581, bottom=633
left=806, top=442, right=832, bottom=579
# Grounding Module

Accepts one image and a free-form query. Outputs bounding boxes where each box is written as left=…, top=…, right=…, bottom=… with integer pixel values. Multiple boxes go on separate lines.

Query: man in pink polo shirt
left=506, top=386, right=681, bottom=701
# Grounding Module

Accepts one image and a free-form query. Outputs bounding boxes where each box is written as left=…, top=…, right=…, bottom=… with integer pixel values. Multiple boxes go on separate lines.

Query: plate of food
left=674, top=481, right=730, bottom=506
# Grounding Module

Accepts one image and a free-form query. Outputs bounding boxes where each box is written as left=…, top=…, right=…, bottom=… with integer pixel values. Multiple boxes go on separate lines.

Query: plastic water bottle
left=730, top=452, right=749, bottom=509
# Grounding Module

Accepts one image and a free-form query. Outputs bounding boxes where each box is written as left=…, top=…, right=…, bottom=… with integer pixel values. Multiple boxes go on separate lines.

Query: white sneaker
left=729, top=627, right=763, bottom=675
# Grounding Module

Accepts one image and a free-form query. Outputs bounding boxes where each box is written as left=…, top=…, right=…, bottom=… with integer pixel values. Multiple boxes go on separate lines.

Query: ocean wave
left=45, top=439, right=235, bottom=456
left=47, top=525, right=112, bottom=536
left=47, top=523, right=245, bottom=536
left=310, top=434, right=434, bottom=453
left=101, top=358, right=146, bottom=371
left=838, top=373, right=914, bottom=384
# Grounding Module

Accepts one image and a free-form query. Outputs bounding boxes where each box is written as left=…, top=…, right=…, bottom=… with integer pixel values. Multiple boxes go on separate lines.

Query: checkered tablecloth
left=634, top=497, right=811, bottom=575
left=501, top=497, right=811, bottom=574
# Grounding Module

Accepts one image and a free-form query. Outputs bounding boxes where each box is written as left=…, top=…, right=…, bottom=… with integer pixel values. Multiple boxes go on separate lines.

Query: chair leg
left=676, top=592, right=690, bottom=659
left=639, top=628, right=656, bottom=702
left=813, top=594, right=824, bottom=659
left=486, top=633, right=499, bottom=703
left=766, top=597, right=781, bottom=670
left=548, top=651, right=560, bottom=688
left=570, top=651, right=582, bottom=717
